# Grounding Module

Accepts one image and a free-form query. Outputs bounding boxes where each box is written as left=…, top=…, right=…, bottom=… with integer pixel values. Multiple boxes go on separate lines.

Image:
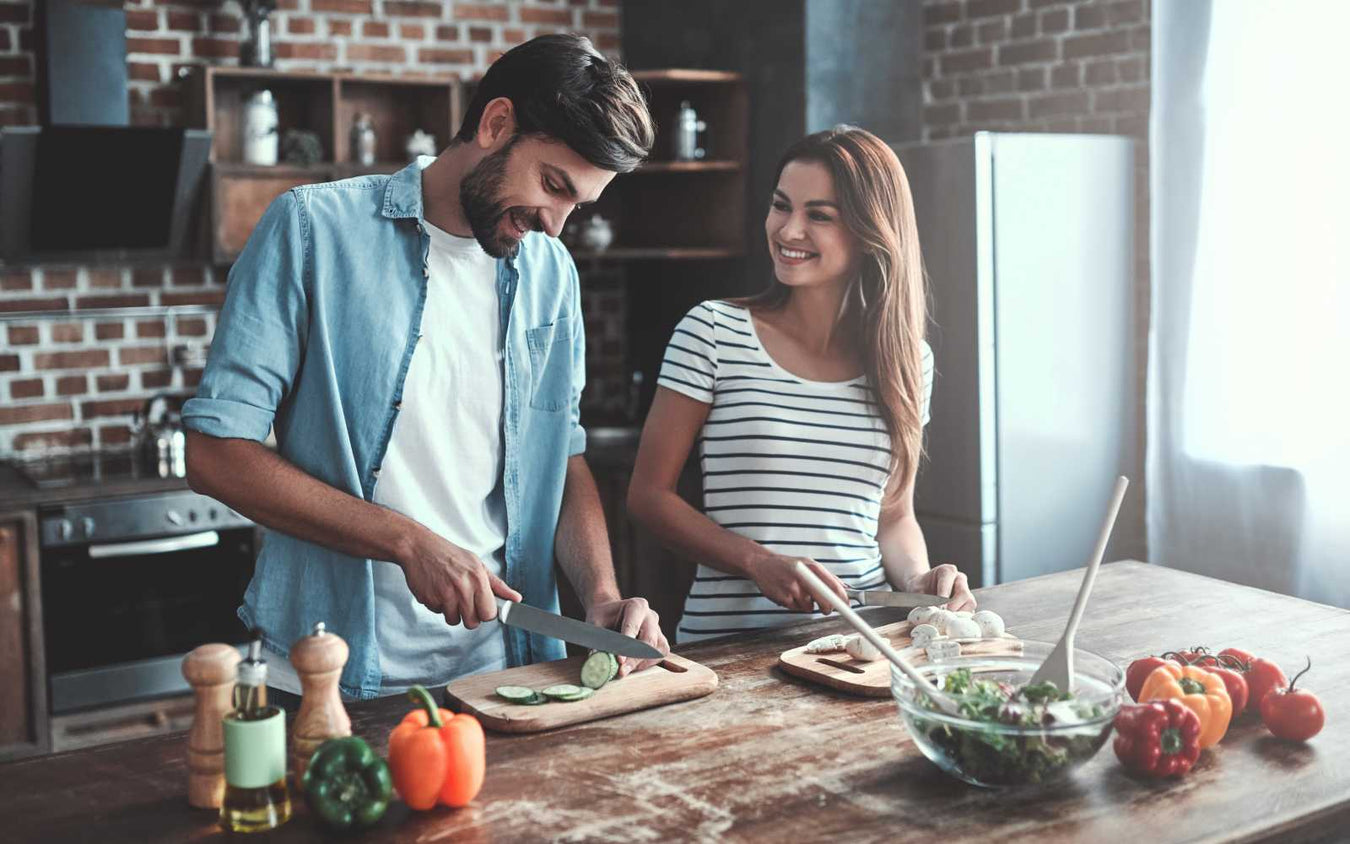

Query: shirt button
left=372, top=468, right=381, bottom=479
left=394, top=400, right=403, bottom=411
left=422, top=265, right=430, bottom=278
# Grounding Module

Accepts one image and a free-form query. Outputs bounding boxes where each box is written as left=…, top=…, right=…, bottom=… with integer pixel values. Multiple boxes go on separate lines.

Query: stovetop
left=9, top=451, right=176, bottom=490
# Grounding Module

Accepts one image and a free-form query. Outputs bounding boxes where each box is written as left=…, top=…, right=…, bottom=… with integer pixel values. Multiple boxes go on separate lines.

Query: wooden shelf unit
left=186, top=67, right=459, bottom=264
left=575, top=69, right=748, bottom=261
left=185, top=66, right=746, bottom=266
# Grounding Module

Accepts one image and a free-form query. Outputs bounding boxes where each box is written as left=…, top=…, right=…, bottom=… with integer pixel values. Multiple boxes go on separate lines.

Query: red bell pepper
left=1112, top=700, right=1202, bottom=778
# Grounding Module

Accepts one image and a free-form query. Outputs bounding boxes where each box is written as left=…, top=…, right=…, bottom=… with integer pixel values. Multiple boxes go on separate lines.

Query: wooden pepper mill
left=289, top=621, right=352, bottom=782
left=182, top=643, right=243, bottom=809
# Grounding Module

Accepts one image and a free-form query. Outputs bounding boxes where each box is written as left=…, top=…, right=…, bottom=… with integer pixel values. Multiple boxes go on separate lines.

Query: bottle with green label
left=219, top=637, right=291, bottom=833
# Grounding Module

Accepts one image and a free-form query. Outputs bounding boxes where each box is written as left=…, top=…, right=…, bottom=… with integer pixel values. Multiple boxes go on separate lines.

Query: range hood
left=0, top=0, right=212, bottom=263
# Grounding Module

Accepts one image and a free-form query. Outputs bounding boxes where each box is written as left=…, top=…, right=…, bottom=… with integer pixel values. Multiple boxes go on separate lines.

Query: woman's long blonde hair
left=744, top=125, right=928, bottom=504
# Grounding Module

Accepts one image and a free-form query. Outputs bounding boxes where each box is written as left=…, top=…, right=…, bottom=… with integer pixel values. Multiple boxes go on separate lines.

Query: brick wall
left=921, top=0, right=1151, bottom=559
left=0, top=0, right=621, bottom=458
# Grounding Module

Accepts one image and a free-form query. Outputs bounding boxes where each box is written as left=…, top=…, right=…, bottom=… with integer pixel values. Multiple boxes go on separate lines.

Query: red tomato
left=1175, top=648, right=1208, bottom=665
left=1245, top=658, right=1289, bottom=713
left=1219, top=647, right=1256, bottom=667
left=1260, top=659, right=1324, bottom=741
left=1206, top=665, right=1249, bottom=715
left=1126, top=656, right=1177, bottom=702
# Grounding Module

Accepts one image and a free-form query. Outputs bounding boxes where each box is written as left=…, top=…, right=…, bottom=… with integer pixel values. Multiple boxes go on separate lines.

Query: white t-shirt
left=270, top=221, right=509, bottom=696
left=657, top=301, right=933, bottom=644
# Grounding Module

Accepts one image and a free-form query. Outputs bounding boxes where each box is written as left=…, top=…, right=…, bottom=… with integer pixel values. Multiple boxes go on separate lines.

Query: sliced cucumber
left=495, top=685, right=540, bottom=702
left=580, top=651, right=617, bottom=689
left=555, top=687, right=595, bottom=702
left=520, top=692, right=549, bottom=706
left=541, top=684, right=587, bottom=700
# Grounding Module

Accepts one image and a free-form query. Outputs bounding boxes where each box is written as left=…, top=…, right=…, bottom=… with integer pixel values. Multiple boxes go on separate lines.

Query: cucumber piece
left=607, top=652, right=620, bottom=683
left=495, top=685, right=540, bottom=702
left=541, top=684, right=587, bottom=699
left=580, top=651, right=617, bottom=690
left=520, top=692, right=549, bottom=706
left=556, top=687, right=595, bottom=702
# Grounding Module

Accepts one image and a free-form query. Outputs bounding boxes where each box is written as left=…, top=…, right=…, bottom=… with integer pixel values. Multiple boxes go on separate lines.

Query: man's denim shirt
left=182, top=158, right=582, bottom=698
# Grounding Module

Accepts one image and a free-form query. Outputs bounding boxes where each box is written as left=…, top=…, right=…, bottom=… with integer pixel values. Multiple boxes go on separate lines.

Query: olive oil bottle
left=220, top=638, right=291, bottom=833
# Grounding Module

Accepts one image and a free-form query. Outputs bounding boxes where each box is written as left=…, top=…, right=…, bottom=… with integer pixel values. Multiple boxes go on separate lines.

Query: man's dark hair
left=455, top=34, right=654, bottom=174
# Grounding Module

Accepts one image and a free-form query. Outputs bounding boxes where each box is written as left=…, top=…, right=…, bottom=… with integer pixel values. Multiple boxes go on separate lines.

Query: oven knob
left=80, top=517, right=96, bottom=538
left=166, top=510, right=184, bottom=526
left=57, top=519, right=74, bottom=542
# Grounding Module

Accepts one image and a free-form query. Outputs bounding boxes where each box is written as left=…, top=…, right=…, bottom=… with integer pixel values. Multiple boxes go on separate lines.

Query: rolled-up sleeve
left=182, top=189, right=309, bottom=442
left=566, top=257, right=586, bottom=457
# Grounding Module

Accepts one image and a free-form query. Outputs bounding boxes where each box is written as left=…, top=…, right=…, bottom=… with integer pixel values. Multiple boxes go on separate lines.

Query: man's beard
left=460, top=136, right=537, bottom=259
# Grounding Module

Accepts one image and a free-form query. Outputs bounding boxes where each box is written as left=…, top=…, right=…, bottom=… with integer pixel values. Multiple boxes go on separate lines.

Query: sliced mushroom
left=844, top=635, right=882, bottom=662
left=910, top=623, right=941, bottom=649
left=925, top=639, right=962, bottom=661
left=908, top=605, right=941, bottom=626
left=945, top=616, right=983, bottom=640
left=804, top=634, right=850, bottom=654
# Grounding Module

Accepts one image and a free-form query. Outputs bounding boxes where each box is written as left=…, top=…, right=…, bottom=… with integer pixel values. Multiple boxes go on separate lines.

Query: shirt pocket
left=525, top=320, right=574, bottom=412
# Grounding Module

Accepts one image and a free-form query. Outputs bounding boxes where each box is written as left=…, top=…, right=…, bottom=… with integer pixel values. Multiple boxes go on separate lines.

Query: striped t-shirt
left=658, top=300, right=934, bottom=643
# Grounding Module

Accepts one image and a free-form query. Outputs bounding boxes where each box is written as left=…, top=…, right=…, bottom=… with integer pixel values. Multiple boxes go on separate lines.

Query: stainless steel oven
left=38, top=491, right=256, bottom=713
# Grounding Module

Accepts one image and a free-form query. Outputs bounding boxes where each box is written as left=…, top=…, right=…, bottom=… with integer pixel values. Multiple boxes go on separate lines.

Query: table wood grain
left=2, top=561, right=1347, bottom=843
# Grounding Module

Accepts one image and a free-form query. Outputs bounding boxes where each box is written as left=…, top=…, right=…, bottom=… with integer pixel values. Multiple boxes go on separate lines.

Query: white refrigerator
left=892, top=133, right=1139, bottom=587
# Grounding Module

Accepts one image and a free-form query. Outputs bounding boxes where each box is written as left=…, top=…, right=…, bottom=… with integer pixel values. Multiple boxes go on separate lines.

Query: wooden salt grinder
left=181, top=643, right=242, bottom=809
left=289, top=621, right=352, bottom=781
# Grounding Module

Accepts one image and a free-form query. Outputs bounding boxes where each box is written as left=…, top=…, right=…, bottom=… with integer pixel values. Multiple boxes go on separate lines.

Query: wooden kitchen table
left=2, top=561, right=1348, bottom=843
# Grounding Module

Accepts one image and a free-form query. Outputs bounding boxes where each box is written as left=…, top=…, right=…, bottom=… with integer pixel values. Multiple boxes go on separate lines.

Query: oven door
left=41, top=526, right=256, bottom=713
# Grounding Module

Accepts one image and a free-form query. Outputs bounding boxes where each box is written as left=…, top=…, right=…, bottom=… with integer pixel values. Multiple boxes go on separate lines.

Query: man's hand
left=903, top=563, right=977, bottom=612
left=585, top=596, right=669, bottom=677
left=400, top=529, right=522, bottom=629
left=747, top=554, right=849, bottom=614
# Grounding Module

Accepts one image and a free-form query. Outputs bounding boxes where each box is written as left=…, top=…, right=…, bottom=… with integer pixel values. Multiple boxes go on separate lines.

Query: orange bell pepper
left=387, top=685, right=485, bottom=810
left=1139, top=662, right=1232, bottom=748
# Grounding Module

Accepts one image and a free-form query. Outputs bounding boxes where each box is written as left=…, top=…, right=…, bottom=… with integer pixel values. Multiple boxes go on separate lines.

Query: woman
left=627, top=126, right=976, bottom=644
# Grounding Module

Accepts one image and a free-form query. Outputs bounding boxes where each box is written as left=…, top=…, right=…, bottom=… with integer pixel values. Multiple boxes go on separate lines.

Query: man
left=183, top=35, right=667, bottom=700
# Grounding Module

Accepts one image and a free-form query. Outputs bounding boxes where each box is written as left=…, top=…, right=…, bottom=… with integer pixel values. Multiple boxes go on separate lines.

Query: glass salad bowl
left=890, top=639, right=1125, bottom=788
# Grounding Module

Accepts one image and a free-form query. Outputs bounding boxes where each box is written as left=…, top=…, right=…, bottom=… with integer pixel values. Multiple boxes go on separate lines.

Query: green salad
left=913, top=668, right=1108, bottom=786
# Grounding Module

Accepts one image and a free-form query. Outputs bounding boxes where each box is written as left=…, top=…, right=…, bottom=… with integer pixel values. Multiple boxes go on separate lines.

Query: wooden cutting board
left=442, top=652, right=718, bottom=733
left=777, top=620, right=1023, bottom=698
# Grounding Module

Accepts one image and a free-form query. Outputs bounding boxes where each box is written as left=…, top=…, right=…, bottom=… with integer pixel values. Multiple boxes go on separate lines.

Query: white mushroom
left=972, top=610, right=1005, bottom=638
left=925, top=639, right=962, bottom=661
left=844, top=635, right=882, bottom=662
left=804, top=634, right=849, bottom=654
left=908, top=605, right=941, bottom=626
left=945, top=616, right=983, bottom=640
left=930, top=610, right=957, bottom=635
left=909, top=623, right=941, bottom=649
left=953, top=610, right=974, bottom=619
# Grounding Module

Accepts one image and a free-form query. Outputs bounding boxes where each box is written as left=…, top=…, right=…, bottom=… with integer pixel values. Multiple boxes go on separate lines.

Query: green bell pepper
left=301, top=736, right=393, bottom=832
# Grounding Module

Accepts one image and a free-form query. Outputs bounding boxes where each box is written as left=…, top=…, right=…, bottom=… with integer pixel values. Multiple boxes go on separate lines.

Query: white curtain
left=1151, top=0, right=1350, bottom=608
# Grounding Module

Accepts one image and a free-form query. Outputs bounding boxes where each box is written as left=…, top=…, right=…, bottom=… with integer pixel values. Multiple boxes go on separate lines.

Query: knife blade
left=844, top=589, right=946, bottom=608
left=496, top=599, right=663, bottom=659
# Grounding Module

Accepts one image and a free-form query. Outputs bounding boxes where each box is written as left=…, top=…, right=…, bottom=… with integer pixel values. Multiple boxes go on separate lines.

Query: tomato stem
left=1287, top=656, right=1312, bottom=693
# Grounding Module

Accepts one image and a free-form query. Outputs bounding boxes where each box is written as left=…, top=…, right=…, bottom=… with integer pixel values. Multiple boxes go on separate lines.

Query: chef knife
left=496, top=599, right=663, bottom=659
left=844, top=589, right=946, bottom=609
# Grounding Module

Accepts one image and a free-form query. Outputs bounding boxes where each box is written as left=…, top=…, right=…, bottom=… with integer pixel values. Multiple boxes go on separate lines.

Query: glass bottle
left=219, top=639, right=291, bottom=833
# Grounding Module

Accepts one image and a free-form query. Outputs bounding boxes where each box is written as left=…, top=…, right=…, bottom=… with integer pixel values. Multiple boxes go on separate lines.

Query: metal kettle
left=136, top=393, right=187, bottom=478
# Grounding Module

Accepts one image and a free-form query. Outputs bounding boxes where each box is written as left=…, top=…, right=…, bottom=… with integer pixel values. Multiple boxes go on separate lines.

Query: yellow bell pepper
left=1139, top=662, right=1232, bottom=748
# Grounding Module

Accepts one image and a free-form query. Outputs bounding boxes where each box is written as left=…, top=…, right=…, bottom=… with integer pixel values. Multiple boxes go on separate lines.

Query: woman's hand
left=903, top=563, right=977, bottom=612
left=747, top=553, right=849, bottom=613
